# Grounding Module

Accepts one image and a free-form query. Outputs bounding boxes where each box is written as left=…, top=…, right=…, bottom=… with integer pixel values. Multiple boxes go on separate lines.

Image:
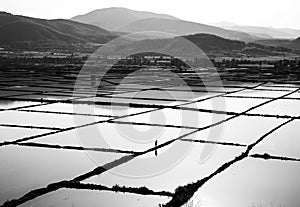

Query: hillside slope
left=102, top=33, right=294, bottom=57
left=255, top=37, right=300, bottom=50
left=0, top=12, right=117, bottom=45
left=119, top=18, right=258, bottom=42
left=71, top=7, right=179, bottom=31
left=214, top=22, right=300, bottom=39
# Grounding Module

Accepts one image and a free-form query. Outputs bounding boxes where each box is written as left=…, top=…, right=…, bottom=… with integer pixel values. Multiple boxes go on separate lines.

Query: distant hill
left=225, top=25, right=292, bottom=39
left=255, top=37, right=300, bottom=50
left=183, top=34, right=246, bottom=52
left=0, top=12, right=117, bottom=46
left=103, top=33, right=295, bottom=57
left=118, top=18, right=258, bottom=42
left=275, top=28, right=300, bottom=38
left=293, top=37, right=300, bottom=49
left=71, top=7, right=179, bottom=31
left=71, top=8, right=258, bottom=42
left=213, top=22, right=300, bottom=39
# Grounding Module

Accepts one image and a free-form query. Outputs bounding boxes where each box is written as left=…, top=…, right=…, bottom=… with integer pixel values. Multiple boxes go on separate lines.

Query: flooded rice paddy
left=0, top=76, right=300, bottom=207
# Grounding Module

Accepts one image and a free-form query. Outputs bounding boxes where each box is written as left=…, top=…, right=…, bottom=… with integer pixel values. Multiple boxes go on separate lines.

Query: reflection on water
left=253, top=120, right=300, bottom=158
left=117, top=108, right=230, bottom=129
left=19, top=189, right=170, bottom=207
left=0, top=100, right=43, bottom=109
left=195, top=116, right=285, bottom=145
left=1, top=83, right=300, bottom=207
left=249, top=99, right=300, bottom=116
left=0, top=146, right=122, bottom=204
left=0, top=126, right=48, bottom=142
left=231, top=89, right=289, bottom=98
left=84, top=142, right=244, bottom=192
left=27, top=123, right=193, bottom=152
left=0, top=110, right=107, bottom=128
left=24, top=103, right=154, bottom=117
left=184, top=97, right=268, bottom=113
left=109, top=89, right=214, bottom=101
left=191, top=159, right=300, bottom=207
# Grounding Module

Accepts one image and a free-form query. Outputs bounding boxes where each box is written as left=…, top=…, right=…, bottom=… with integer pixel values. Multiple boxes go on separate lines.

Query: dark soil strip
left=72, top=155, right=137, bottom=182
left=180, top=83, right=263, bottom=90
left=162, top=119, right=294, bottom=207
left=262, top=85, right=299, bottom=89
left=65, top=182, right=174, bottom=197
left=0, top=124, right=61, bottom=131
left=100, top=94, right=191, bottom=103
left=178, top=106, right=300, bottom=120
left=0, top=94, right=96, bottom=106
left=1, top=180, right=69, bottom=207
left=225, top=95, right=273, bottom=99
left=226, top=95, right=300, bottom=101
left=240, top=113, right=299, bottom=119
left=16, top=142, right=140, bottom=155
left=109, top=120, right=199, bottom=130
left=20, top=109, right=114, bottom=118
left=250, top=153, right=300, bottom=162
left=139, top=88, right=224, bottom=94
left=180, top=138, right=247, bottom=147
left=178, top=107, right=237, bottom=115
left=0, top=130, right=64, bottom=147
left=3, top=102, right=53, bottom=111
left=0, top=96, right=161, bottom=109
left=253, top=88, right=292, bottom=92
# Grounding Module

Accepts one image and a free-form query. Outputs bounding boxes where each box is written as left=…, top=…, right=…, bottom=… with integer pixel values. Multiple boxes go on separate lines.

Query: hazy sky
left=2, top=0, right=300, bottom=29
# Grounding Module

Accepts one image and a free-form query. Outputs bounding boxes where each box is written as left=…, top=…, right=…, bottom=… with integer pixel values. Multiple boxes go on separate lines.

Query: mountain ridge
left=213, top=21, right=300, bottom=39
left=0, top=12, right=117, bottom=45
left=103, top=33, right=299, bottom=57
left=71, top=7, right=179, bottom=31
left=71, top=7, right=259, bottom=42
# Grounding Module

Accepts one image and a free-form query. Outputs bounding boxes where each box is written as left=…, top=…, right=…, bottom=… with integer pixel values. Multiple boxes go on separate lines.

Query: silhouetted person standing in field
left=155, top=140, right=158, bottom=157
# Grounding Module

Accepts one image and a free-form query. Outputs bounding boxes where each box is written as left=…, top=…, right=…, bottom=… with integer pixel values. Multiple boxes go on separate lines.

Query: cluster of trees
left=274, top=59, right=300, bottom=69
left=115, top=55, right=190, bottom=70
left=213, top=58, right=300, bottom=69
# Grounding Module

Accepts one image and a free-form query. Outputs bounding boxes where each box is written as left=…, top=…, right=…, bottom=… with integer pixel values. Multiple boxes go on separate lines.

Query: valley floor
left=0, top=56, right=300, bottom=207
